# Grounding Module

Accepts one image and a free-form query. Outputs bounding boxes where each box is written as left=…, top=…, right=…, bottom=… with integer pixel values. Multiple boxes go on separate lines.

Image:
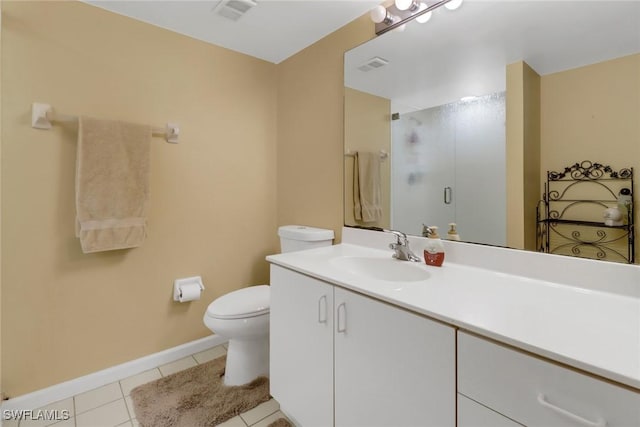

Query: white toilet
left=203, top=225, right=334, bottom=386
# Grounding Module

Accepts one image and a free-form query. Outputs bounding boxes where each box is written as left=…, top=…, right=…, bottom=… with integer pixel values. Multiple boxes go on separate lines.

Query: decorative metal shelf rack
left=536, top=161, right=634, bottom=264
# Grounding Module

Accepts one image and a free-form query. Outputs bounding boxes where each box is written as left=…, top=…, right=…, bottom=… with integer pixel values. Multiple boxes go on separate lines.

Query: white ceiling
left=85, top=0, right=381, bottom=64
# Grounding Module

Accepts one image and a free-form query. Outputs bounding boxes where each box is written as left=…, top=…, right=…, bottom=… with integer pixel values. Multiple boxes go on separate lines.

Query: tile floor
left=4, top=344, right=290, bottom=427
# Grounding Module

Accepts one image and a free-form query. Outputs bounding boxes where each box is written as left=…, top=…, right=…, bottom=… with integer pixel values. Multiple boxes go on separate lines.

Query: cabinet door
left=270, top=266, right=334, bottom=427
left=458, top=394, right=522, bottom=427
left=334, top=287, right=455, bottom=427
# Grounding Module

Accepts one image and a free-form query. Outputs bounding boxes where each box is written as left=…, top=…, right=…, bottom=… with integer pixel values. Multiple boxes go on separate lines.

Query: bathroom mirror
left=344, top=0, right=640, bottom=260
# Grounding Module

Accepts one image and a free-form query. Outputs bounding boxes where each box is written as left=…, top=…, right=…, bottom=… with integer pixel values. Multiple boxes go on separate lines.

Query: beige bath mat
left=130, top=355, right=290, bottom=427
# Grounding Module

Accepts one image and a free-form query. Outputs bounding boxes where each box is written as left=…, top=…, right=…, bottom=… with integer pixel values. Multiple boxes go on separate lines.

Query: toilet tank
left=278, top=225, right=334, bottom=253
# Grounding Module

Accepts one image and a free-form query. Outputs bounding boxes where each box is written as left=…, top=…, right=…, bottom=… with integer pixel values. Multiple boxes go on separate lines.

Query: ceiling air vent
left=214, top=0, right=258, bottom=22
left=357, top=56, right=389, bottom=72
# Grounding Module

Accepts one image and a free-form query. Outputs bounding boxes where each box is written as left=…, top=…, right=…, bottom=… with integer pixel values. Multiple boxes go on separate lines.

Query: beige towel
left=76, top=116, right=151, bottom=253
left=353, top=151, right=382, bottom=222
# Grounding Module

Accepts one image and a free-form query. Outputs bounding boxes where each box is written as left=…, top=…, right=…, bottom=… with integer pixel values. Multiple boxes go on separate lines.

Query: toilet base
left=224, top=336, right=269, bottom=386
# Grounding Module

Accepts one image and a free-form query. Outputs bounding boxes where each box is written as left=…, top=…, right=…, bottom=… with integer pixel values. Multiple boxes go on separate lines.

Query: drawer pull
left=537, top=394, right=606, bottom=427
left=318, top=295, right=327, bottom=324
left=336, top=303, right=347, bottom=333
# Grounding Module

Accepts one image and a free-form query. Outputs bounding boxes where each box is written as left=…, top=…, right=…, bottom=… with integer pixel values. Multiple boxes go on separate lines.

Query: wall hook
left=166, top=123, right=180, bottom=144
left=32, top=103, right=53, bottom=130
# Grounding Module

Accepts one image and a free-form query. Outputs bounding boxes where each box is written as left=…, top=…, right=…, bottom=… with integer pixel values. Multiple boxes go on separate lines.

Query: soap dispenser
left=423, top=226, right=445, bottom=267
left=447, top=223, right=460, bottom=241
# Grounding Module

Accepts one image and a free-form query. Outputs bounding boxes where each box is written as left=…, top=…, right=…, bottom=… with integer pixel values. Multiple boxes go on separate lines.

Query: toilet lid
left=206, top=285, right=270, bottom=320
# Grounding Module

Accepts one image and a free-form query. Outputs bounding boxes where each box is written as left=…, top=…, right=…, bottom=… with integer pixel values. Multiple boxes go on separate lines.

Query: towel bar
left=344, top=150, right=388, bottom=160
left=31, top=102, right=179, bottom=144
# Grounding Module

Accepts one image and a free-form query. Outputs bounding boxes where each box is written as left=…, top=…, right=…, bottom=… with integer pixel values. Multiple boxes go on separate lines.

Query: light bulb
left=394, top=23, right=407, bottom=33
left=395, top=0, right=414, bottom=11
left=370, top=5, right=388, bottom=23
left=415, top=3, right=432, bottom=23
left=445, top=0, right=463, bottom=10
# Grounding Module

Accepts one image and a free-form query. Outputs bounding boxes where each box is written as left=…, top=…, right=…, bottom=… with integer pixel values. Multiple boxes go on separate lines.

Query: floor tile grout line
left=44, top=415, right=76, bottom=427
left=162, top=356, right=199, bottom=374
left=244, top=407, right=280, bottom=427
left=74, top=382, right=124, bottom=416
left=72, top=397, right=77, bottom=426
left=74, top=396, right=126, bottom=419
left=122, top=368, right=163, bottom=389
left=117, top=381, right=128, bottom=416
left=122, top=393, right=134, bottom=421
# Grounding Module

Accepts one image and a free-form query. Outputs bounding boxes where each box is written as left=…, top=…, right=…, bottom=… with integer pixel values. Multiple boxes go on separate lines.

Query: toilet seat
left=206, top=285, right=270, bottom=320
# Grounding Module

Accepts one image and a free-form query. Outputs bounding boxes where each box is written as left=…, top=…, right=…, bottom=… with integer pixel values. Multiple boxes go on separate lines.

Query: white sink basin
left=330, top=256, right=430, bottom=282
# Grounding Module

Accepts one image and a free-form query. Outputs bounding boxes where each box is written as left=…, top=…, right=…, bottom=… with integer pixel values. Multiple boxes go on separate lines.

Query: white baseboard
left=2, top=334, right=227, bottom=412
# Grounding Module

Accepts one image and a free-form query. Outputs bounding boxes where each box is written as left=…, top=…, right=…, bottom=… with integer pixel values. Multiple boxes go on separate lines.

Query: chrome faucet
left=384, top=229, right=422, bottom=262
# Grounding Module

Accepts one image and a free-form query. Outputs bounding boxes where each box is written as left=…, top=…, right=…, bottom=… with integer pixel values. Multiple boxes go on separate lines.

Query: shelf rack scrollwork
left=537, top=161, right=634, bottom=264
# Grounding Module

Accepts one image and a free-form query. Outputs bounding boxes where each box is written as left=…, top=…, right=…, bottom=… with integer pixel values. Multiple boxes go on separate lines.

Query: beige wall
left=276, top=15, right=374, bottom=242
left=506, top=61, right=541, bottom=250
left=1, top=1, right=278, bottom=396
left=343, top=88, right=390, bottom=229
left=522, top=63, right=541, bottom=251
left=540, top=53, right=640, bottom=262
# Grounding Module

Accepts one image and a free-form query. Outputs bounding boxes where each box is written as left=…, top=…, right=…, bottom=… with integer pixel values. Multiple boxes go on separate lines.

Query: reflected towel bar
left=344, top=150, right=388, bottom=160
left=31, top=102, right=180, bottom=144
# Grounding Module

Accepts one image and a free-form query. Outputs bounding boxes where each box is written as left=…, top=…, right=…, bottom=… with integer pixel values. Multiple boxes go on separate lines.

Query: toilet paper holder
left=173, top=276, right=205, bottom=302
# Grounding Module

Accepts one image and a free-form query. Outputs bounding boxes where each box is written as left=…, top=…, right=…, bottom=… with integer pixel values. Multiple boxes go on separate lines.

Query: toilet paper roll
left=178, top=283, right=202, bottom=302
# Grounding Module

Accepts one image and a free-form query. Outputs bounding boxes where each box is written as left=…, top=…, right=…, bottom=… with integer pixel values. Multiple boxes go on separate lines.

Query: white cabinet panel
left=458, top=394, right=522, bottom=427
left=270, top=266, right=334, bottom=427
left=334, top=287, right=456, bottom=427
left=458, top=332, right=640, bottom=427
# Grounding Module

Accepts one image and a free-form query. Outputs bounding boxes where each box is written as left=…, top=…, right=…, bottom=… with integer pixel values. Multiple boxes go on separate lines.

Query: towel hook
left=166, top=123, right=180, bottom=144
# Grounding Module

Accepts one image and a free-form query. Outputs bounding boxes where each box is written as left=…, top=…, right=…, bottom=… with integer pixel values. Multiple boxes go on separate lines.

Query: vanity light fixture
left=370, top=5, right=397, bottom=24
left=396, top=0, right=432, bottom=24
left=444, top=0, right=464, bottom=10
left=395, top=0, right=422, bottom=12
left=372, top=0, right=463, bottom=35
left=415, top=3, right=433, bottom=24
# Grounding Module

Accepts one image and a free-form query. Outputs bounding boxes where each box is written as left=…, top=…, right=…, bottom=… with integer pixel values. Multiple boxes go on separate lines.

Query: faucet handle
left=384, top=229, right=408, bottom=245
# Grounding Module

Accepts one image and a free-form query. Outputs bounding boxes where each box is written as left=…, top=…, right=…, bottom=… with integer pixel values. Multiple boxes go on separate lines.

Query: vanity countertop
left=266, top=243, right=640, bottom=390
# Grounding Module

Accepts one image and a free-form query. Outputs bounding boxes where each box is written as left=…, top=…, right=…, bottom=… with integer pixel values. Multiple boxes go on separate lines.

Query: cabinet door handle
left=444, top=186, right=452, bottom=204
left=537, top=394, right=606, bottom=427
left=318, top=295, right=327, bottom=324
left=336, top=302, right=347, bottom=333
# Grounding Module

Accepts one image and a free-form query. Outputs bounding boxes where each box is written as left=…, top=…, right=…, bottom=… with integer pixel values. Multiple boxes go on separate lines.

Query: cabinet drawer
left=458, top=332, right=640, bottom=427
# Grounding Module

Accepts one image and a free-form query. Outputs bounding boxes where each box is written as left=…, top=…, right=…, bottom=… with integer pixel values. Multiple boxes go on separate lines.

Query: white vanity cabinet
left=270, top=265, right=334, bottom=427
left=270, top=265, right=456, bottom=427
left=457, top=332, right=640, bottom=427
